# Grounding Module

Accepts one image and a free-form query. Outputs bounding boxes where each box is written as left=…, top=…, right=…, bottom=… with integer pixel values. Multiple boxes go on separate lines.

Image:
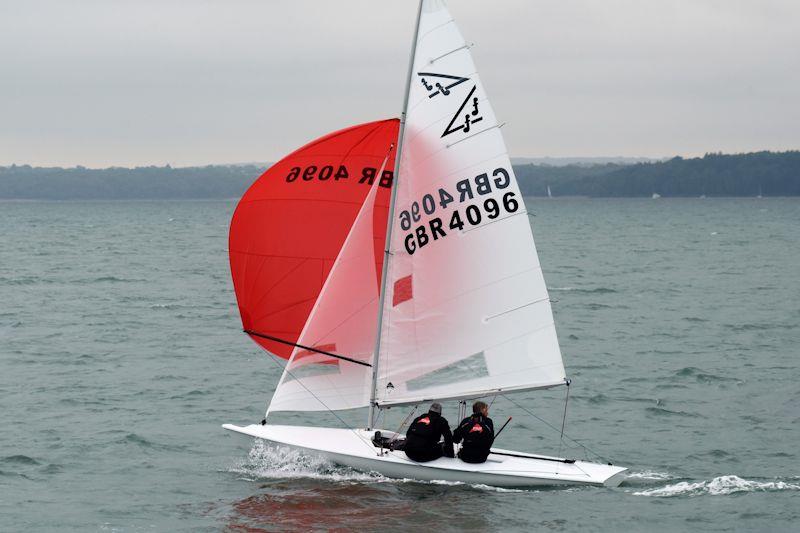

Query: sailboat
left=223, top=0, right=627, bottom=488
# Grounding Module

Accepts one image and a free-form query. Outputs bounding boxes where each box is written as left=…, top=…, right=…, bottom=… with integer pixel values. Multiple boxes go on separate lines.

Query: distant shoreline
left=2, top=196, right=796, bottom=204
left=1, top=150, right=797, bottom=199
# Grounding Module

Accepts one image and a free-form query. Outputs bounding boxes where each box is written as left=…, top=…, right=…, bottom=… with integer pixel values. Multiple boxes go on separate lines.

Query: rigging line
left=244, top=329, right=372, bottom=368
left=504, top=394, right=610, bottom=464
left=428, top=42, right=470, bottom=64
left=261, top=351, right=376, bottom=455
left=488, top=450, right=574, bottom=464
left=557, top=379, right=572, bottom=460
left=488, top=395, right=497, bottom=409
left=445, top=122, right=506, bottom=149
left=390, top=405, right=419, bottom=443
left=484, top=296, right=550, bottom=322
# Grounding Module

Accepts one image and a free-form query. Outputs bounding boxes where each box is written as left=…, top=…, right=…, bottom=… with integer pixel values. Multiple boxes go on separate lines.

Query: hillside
left=1, top=151, right=798, bottom=199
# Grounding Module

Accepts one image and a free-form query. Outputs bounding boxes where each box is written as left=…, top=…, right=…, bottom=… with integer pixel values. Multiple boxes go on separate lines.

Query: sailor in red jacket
left=404, top=402, right=455, bottom=462
left=453, top=401, right=495, bottom=463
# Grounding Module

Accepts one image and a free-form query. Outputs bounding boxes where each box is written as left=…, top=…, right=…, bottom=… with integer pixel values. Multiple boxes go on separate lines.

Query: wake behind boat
left=223, top=0, right=627, bottom=488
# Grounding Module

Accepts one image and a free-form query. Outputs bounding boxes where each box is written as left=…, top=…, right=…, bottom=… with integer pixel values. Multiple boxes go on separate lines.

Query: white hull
left=223, top=424, right=627, bottom=488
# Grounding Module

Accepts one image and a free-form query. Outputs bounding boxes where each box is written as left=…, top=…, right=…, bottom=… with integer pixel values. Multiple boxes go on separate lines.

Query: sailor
left=404, top=402, right=455, bottom=462
left=453, top=401, right=495, bottom=463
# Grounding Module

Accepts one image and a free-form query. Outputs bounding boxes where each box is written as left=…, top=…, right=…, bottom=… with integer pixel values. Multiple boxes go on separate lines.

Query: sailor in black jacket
left=404, top=402, right=455, bottom=462
left=453, top=401, right=495, bottom=463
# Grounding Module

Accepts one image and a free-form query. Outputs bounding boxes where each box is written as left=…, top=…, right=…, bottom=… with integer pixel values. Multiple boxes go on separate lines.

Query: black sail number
left=286, top=165, right=350, bottom=182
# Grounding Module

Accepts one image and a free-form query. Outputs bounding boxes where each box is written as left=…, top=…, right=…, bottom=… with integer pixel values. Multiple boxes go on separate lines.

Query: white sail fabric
left=266, top=169, right=385, bottom=413
left=375, top=0, right=566, bottom=406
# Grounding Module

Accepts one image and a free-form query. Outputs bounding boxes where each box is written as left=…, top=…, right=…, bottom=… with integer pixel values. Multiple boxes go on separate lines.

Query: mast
left=367, top=0, right=424, bottom=430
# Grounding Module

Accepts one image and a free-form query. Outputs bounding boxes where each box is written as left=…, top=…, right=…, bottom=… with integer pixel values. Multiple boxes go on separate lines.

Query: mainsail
left=374, top=0, right=566, bottom=407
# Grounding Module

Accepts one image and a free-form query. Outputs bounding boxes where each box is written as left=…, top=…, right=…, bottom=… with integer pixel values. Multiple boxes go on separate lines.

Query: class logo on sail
left=417, top=72, right=484, bottom=138
left=417, top=72, right=469, bottom=98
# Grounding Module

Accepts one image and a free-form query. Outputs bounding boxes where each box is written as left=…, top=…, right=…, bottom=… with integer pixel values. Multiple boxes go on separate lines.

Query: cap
left=429, top=402, right=442, bottom=414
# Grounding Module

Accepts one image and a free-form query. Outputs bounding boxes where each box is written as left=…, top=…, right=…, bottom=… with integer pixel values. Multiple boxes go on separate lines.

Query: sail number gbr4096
left=400, top=167, right=518, bottom=255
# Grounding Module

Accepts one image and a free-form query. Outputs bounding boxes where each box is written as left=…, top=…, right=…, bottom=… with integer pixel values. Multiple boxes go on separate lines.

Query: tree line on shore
left=515, top=150, right=799, bottom=197
left=1, top=150, right=797, bottom=200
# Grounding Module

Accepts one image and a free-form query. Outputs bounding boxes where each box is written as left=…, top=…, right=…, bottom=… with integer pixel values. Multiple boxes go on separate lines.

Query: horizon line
left=3, top=149, right=798, bottom=171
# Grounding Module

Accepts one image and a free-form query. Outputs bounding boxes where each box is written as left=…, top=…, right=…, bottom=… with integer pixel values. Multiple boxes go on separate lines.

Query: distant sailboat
left=652, top=193, right=661, bottom=199
left=547, top=185, right=553, bottom=198
left=223, top=0, right=627, bottom=487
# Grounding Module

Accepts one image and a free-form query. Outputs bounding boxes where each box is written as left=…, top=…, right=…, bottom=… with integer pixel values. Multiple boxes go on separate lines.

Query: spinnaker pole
left=367, top=0, right=424, bottom=430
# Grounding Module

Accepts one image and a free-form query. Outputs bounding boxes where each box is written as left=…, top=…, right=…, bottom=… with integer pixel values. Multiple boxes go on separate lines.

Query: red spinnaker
left=229, top=119, right=399, bottom=359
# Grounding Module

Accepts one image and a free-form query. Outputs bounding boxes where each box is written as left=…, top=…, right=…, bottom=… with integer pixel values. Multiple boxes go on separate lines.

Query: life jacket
left=408, top=414, right=439, bottom=443
left=460, top=416, right=493, bottom=449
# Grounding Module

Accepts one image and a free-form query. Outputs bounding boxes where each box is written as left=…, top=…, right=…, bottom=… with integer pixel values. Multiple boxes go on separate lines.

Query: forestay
left=374, top=0, right=566, bottom=407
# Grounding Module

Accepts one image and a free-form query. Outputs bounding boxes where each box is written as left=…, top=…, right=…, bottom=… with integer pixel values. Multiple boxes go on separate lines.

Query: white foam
left=626, top=470, right=674, bottom=481
left=469, top=483, right=527, bottom=493
left=633, top=475, right=800, bottom=497
left=228, top=439, right=384, bottom=483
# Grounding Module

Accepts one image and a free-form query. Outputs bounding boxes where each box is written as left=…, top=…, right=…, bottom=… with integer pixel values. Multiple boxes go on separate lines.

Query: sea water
left=1, top=198, right=798, bottom=531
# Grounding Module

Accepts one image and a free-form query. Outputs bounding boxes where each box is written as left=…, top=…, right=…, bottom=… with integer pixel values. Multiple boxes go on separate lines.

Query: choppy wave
left=118, top=432, right=187, bottom=452
left=645, top=406, right=697, bottom=418
left=85, top=276, right=145, bottom=283
left=549, top=286, right=617, bottom=294
left=673, top=367, right=739, bottom=384
left=149, top=303, right=183, bottom=310
left=0, top=276, right=52, bottom=286
left=633, top=475, right=800, bottom=497
left=682, top=316, right=709, bottom=323
left=2, top=455, right=40, bottom=465
left=723, top=322, right=780, bottom=332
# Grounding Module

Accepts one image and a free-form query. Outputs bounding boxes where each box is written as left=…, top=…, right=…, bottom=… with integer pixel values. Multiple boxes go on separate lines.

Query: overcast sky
left=1, top=0, right=798, bottom=167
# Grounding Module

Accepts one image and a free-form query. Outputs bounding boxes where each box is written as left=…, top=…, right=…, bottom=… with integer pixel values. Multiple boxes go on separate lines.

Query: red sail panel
left=229, top=118, right=399, bottom=359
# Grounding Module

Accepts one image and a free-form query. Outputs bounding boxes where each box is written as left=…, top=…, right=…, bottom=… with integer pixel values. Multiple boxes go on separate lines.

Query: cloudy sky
left=1, top=0, right=798, bottom=167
